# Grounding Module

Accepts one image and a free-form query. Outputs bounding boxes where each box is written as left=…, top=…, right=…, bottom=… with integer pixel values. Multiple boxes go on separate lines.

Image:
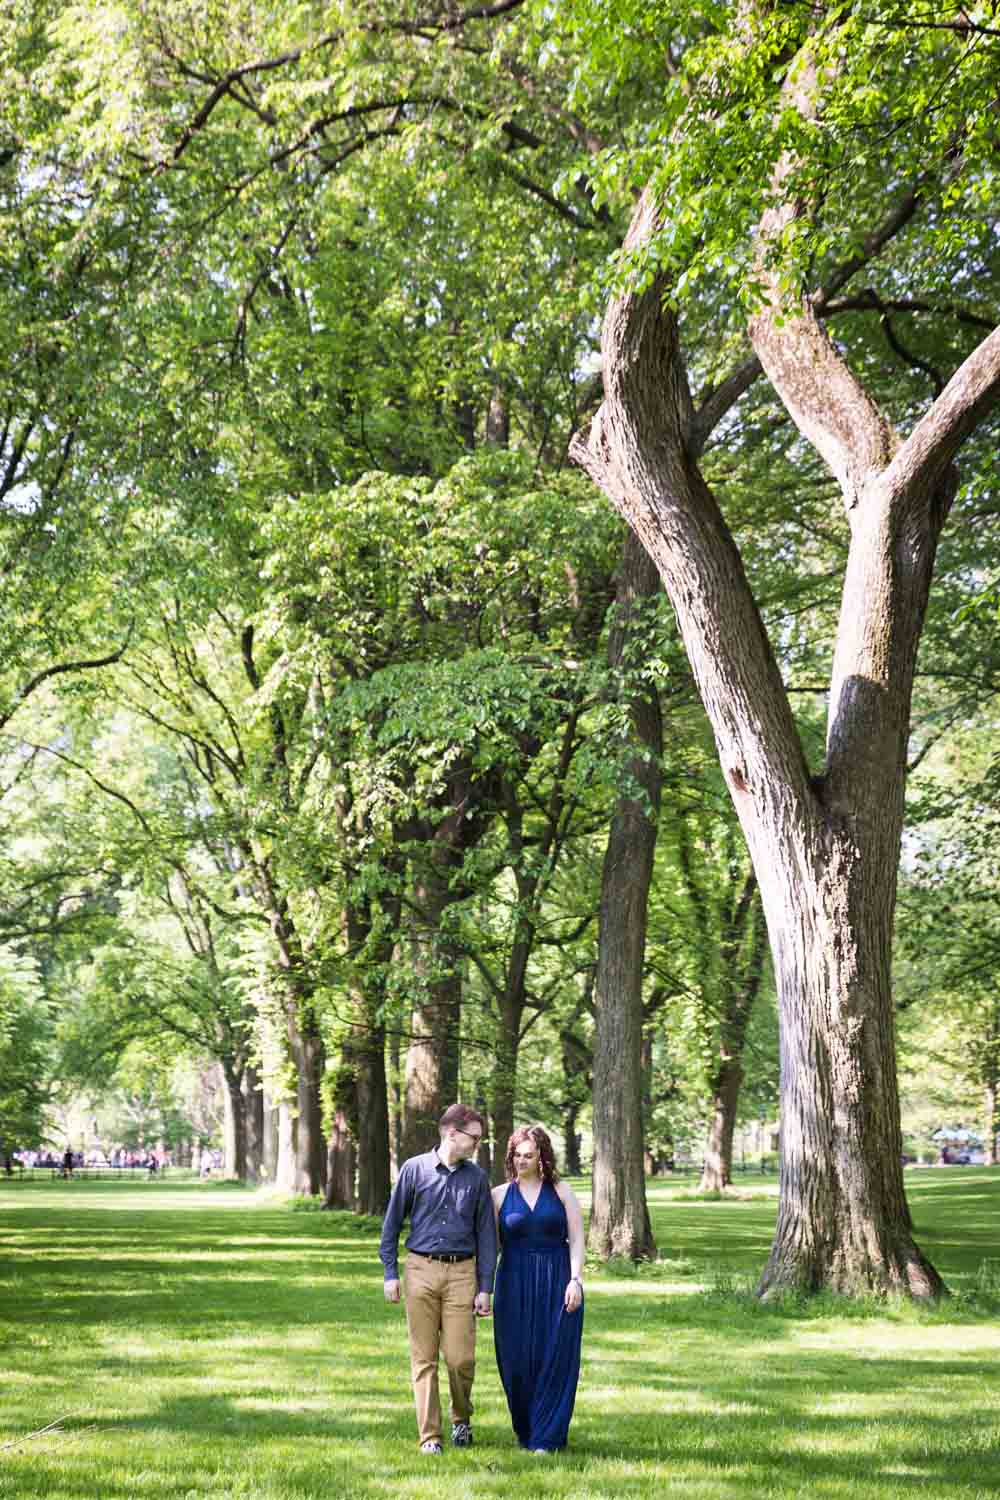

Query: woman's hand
left=564, top=1276, right=583, bottom=1313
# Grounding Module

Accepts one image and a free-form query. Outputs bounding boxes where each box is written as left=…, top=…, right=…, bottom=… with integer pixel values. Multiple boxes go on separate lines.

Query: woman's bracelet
left=570, top=1276, right=583, bottom=1288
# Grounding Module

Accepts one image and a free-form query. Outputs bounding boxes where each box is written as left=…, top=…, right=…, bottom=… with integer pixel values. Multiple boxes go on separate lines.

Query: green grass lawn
left=1, top=1170, right=998, bottom=1500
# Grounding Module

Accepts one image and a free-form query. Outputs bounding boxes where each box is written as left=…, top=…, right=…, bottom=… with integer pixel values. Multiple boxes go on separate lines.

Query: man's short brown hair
left=438, top=1103, right=485, bottom=1135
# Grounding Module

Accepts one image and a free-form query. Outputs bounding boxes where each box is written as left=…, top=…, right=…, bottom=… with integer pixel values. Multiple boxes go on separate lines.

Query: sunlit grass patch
left=1, top=1172, right=999, bottom=1500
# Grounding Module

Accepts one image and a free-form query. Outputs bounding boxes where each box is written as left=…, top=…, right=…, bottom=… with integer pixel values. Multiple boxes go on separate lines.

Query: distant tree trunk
left=255, top=873, right=327, bottom=1195
left=286, top=1007, right=326, bottom=1195
left=323, top=1108, right=357, bottom=1209
left=221, top=1059, right=247, bottom=1180
left=699, top=876, right=767, bottom=1193
left=701, top=1062, right=743, bottom=1193
left=985, top=1083, right=997, bottom=1168
left=559, top=1000, right=591, bottom=1178
left=276, top=1100, right=296, bottom=1191
left=401, top=870, right=461, bottom=1160
left=475, top=1095, right=493, bottom=1178
left=589, top=530, right=662, bottom=1260
left=983, top=1001, right=999, bottom=1166
left=351, top=1021, right=390, bottom=1214
left=563, top=1103, right=582, bottom=1178
left=486, top=386, right=509, bottom=446
left=401, top=766, right=500, bottom=1159
left=261, top=1090, right=279, bottom=1182
left=388, top=1027, right=402, bottom=1176
left=344, top=899, right=397, bottom=1215
left=490, top=998, right=520, bottom=1185
left=243, top=1063, right=265, bottom=1183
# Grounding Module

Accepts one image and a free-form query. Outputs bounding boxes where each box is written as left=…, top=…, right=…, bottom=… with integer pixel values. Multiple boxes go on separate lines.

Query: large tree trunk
left=755, top=817, right=938, bottom=1294
left=570, top=179, right=1000, bottom=1293
left=589, top=530, right=661, bottom=1260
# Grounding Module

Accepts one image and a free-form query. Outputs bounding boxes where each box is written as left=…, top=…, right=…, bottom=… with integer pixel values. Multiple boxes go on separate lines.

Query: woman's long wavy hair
left=504, top=1125, right=560, bottom=1185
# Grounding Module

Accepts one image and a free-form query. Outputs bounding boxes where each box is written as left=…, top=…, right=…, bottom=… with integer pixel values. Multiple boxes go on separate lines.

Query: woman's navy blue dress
left=493, top=1180, right=583, bottom=1450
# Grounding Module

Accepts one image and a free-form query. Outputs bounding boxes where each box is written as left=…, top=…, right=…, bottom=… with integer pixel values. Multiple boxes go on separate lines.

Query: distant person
left=61, top=1147, right=74, bottom=1179
left=492, top=1125, right=584, bottom=1454
left=379, top=1103, right=497, bottom=1456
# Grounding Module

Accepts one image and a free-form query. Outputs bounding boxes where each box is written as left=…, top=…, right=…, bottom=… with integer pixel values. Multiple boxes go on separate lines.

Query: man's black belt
left=421, top=1252, right=474, bottom=1262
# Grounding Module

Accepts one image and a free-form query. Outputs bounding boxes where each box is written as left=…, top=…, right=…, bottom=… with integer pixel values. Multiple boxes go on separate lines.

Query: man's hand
left=384, top=1278, right=401, bottom=1303
left=474, top=1291, right=492, bottom=1318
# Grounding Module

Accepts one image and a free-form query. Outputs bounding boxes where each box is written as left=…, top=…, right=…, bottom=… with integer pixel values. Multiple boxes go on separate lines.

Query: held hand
left=564, top=1278, right=582, bottom=1313
left=474, top=1292, right=492, bottom=1318
left=384, top=1278, right=402, bottom=1303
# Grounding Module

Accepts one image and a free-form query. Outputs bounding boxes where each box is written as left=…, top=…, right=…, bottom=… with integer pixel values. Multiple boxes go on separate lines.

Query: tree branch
left=0, top=623, right=134, bottom=733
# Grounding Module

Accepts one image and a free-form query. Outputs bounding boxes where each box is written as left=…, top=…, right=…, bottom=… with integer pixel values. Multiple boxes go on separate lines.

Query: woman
left=492, top=1125, right=584, bottom=1453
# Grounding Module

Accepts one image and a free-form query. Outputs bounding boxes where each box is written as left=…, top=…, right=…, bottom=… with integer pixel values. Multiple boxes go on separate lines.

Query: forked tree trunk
left=589, top=530, right=662, bottom=1260
left=571, top=179, right=1000, bottom=1294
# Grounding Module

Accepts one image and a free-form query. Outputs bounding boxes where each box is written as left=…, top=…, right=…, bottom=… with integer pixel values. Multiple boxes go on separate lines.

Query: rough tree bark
left=572, top=156, right=1000, bottom=1293
left=588, top=529, right=662, bottom=1258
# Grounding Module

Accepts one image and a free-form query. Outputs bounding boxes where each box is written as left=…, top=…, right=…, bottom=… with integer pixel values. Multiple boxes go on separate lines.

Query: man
left=380, top=1103, right=497, bottom=1455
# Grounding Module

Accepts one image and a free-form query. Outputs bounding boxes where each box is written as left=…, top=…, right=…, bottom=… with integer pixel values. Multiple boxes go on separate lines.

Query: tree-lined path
left=1, top=1174, right=998, bottom=1500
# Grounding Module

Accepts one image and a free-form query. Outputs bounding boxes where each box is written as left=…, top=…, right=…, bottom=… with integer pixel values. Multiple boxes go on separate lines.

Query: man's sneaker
left=451, top=1421, right=473, bottom=1448
left=420, top=1440, right=443, bottom=1455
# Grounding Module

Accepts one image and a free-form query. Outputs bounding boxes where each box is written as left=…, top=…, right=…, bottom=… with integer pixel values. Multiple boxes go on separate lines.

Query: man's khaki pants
left=404, top=1252, right=477, bottom=1445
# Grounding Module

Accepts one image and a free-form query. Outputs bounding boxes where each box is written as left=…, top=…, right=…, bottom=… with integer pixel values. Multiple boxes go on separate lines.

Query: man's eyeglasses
left=454, top=1127, right=483, bottom=1144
